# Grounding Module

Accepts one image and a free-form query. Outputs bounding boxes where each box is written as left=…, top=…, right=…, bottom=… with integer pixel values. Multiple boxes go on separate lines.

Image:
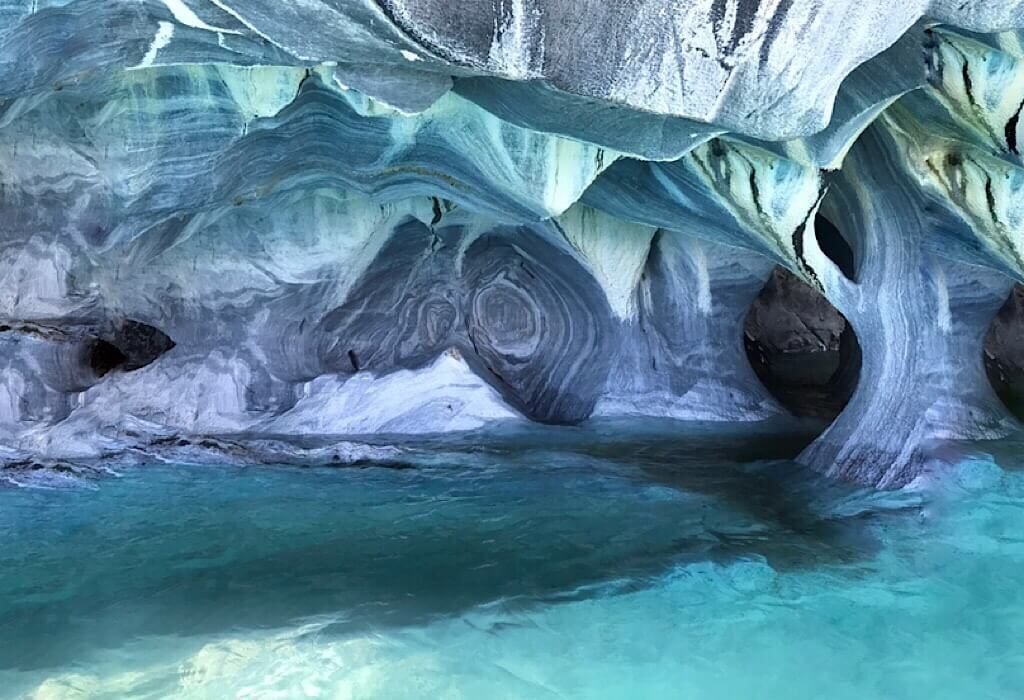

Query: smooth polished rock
left=0, top=191, right=623, bottom=459
left=5, top=4, right=1024, bottom=485
left=595, top=230, right=782, bottom=422
left=585, top=137, right=826, bottom=285
left=555, top=205, right=783, bottom=421
left=0, top=65, right=613, bottom=259
left=315, top=212, right=618, bottom=424
left=5, top=0, right=1024, bottom=147
left=879, top=28, right=1024, bottom=283
left=460, top=224, right=616, bottom=423
left=797, top=126, right=1019, bottom=488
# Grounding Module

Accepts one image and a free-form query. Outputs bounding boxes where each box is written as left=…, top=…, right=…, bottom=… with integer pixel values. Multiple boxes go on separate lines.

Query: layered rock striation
left=3, top=2, right=1024, bottom=486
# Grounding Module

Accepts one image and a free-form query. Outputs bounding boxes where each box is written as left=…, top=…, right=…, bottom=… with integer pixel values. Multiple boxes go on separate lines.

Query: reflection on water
left=1, top=419, right=1022, bottom=699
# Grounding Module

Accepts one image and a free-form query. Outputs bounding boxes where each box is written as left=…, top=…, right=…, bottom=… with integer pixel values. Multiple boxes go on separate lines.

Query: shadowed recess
left=985, top=284, right=1024, bottom=419
left=745, top=267, right=860, bottom=420
left=815, top=213, right=857, bottom=282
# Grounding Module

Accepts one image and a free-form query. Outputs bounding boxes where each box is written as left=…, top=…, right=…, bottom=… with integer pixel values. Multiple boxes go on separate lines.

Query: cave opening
left=743, top=266, right=860, bottom=420
left=984, top=284, right=1024, bottom=420
left=88, top=320, right=176, bottom=378
left=814, top=212, right=857, bottom=282
left=88, top=339, right=127, bottom=377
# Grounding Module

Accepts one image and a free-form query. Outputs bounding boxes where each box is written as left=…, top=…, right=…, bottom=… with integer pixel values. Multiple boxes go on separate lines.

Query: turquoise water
left=2, top=422, right=1023, bottom=699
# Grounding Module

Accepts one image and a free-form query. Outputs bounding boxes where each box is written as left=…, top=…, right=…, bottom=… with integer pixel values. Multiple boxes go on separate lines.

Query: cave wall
left=3, top=3, right=1024, bottom=486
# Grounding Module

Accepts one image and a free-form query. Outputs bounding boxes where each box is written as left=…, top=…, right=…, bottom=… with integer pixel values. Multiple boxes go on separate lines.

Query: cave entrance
left=88, top=320, right=176, bottom=379
left=743, top=266, right=860, bottom=421
left=984, top=284, right=1024, bottom=420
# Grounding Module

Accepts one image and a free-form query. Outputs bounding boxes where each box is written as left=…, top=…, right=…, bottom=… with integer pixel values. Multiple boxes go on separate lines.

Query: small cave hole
left=103, top=320, right=176, bottom=372
left=744, top=267, right=861, bottom=420
left=88, top=340, right=127, bottom=377
left=88, top=320, right=175, bottom=378
left=815, top=213, right=856, bottom=282
left=984, top=284, right=1024, bottom=420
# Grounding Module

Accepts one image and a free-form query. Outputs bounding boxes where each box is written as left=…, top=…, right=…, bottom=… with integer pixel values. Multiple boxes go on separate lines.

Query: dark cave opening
left=985, top=284, right=1024, bottom=420
left=814, top=212, right=857, bottom=282
left=105, top=320, right=176, bottom=372
left=88, top=320, right=176, bottom=378
left=744, top=267, right=860, bottom=420
left=88, top=339, right=127, bottom=377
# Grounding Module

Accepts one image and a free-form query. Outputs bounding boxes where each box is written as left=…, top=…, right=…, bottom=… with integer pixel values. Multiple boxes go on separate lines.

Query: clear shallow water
left=1, top=421, right=1023, bottom=699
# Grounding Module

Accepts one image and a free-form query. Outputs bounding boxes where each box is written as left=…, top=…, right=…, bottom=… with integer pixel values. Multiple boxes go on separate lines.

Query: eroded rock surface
left=3, top=3, right=1024, bottom=486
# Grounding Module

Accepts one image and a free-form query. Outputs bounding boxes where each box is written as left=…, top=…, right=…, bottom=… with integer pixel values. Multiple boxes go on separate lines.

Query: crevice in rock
left=744, top=267, right=859, bottom=420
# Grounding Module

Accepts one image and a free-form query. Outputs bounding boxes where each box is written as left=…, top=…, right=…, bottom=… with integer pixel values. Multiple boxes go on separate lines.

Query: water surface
left=1, top=420, right=1022, bottom=699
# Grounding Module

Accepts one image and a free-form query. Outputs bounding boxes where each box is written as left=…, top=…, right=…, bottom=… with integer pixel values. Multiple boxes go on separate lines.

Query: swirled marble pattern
left=5, top=5, right=1024, bottom=487
left=460, top=223, right=616, bottom=424
left=3, top=1, right=1024, bottom=147
left=797, top=126, right=1018, bottom=487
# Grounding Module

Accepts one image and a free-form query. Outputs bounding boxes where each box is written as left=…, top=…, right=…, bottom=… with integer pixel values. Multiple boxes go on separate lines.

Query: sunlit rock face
left=4, top=3, right=1024, bottom=485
